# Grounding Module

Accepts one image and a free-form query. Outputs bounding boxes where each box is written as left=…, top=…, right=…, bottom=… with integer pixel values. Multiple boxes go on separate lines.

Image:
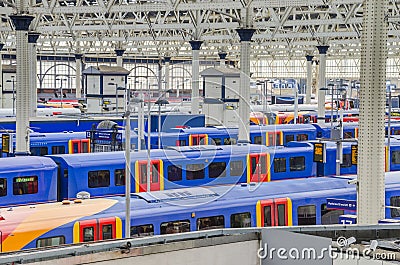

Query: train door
left=68, top=139, right=91, bottom=154
left=73, top=217, right=122, bottom=243
left=135, top=160, right=164, bottom=192
left=256, top=198, right=292, bottom=227
left=247, top=153, right=270, bottom=183
left=189, top=134, right=208, bottom=146
left=265, top=132, right=282, bottom=146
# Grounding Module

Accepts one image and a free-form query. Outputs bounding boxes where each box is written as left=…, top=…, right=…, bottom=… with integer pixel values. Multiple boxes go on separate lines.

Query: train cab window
left=88, top=170, right=110, bottom=188
left=209, top=162, right=226, bottom=178
left=197, top=215, right=225, bottom=230
left=36, top=236, right=65, bottom=248
left=160, top=220, right=190, bottom=234
left=0, top=178, right=6, bottom=197
left=13, top=176, right=38, bottom=195
left=392, top=151, right=400, bottom=165
left=114, top=169, right=125, bottom=186
left=83, top=227, right=95, bottom=242
left=321, top=203, right=344, bottom=225
left=296, top=134, right=309, bottom=141
left=285, top=134, right=295, bottom=143
left=167, top=165, right=183, bottom=181
left=390, top=196, right=400, bottom=217
left=277, top=204, right=286, bottom=226
left=341, top=154, right=352, bottom=168
left=230, top=160, right=244, bottom=176
left=344, top=131, right=354, bottom=139
left=224, top=138, right=236, bottom=145
left=30, top=147, right=48, bottom=156
left=102, top=224, right=113, bottom=240
left=289, top=156, right=305, bottom=171
left=186, top=164, right=205, bottom=180
left=263, top=205, right=272, bottom=227
left=130, top=224, right=154, bottom=238
left=253, top=136, right=262, bottom=145
left=210, top=138, right=222, bottom=145
left=274, top=158, right=286, bottom=173
left=297, top=205, right=316, bottom=225
left=52, top=145, right=66, bottom=154
left=231, top=212, right=251, bottom=228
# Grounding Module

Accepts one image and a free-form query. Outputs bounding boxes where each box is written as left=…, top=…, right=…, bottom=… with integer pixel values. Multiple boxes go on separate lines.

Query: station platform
left=2, top=225, right=400, bottom=264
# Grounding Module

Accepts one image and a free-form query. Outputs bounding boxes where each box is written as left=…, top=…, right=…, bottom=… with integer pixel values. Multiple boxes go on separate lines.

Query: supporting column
left=236, top=28, right=255, bottom=143
left=10, top=15, right=34, bottom=155
left=218, top=51, right=227, bottom=67
left=305, top=55, right=313, bottom=104
left=28, top=32, right=39, bottom=117
left=357, top=0, right=387, bottom=224
left=189, top=40, right=203, bottom=114
left=316, top=45, right=329, bottom=125
left=75, top=54, right=83, bottom=99
left=164, top=56, right=171, bottom=98
left=0, top=43, right=4, bottom=108
left=115, top=49, right=125, bottom=67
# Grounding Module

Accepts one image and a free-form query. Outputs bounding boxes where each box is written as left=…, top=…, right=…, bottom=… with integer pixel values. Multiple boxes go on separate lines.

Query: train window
left=30, top=147, right=48, bottom=156
left=230, top=160, right=244, bottom=176
left=210, top=138, right=222, bottom=145
left=197, top=215, right=225, bottom=230
left=139, top=164, right=147, bottom=184
left=393, top=129, right=400, bottom=135
left=160, top=220, right=190, bottom=234
left=81, top=141, right=89, bottom=153
left=297, top=205, right=316, bottom=225
left=289, top=156, right=305, bottom=171
left=260, top=155, right=267, bottom=175
left=263, top=206, right=272, bottom=227
left=392, top=151, right=400, bottom=165
left=52, top=145, right=66, bottom=154
left=209, top=162, right=226, bottom=178
left=186, top=164, right=205, bottom=180
left=36, top=236, right=65, bottom=248
left=130, top=224, right=154, bottom=238
left=152, top=163, right=160, bottom=183
left=102, top=224, right=113, bottom=240
left=277, top=204, right=286, bottom=226
left=13, top=176, right=38, bottom=195
left=224, top=138, right=236, bottom=145
left=344, top=131, right=354, bottom=139
left=274, top=158, right=286, bottom=173
left=296, top=134, right=309, bottom=141
left=251, top=157, right=257, bottom=175
left=167, top=165, right=183, bottom=181
left=0, top=178, right=6, bottom=197
left=390, top=196, right=400, bottom=217
left=88, top=170, right=110, bottom=188
left=83, top=227, right=95, bottom=242
left=321, top=204, right=344, bottom=225
left=254, top=136, right=262, bottom=144
left=115, top=169, right=125, bottom=186
left=231, top=212, right=251, bottom=228
left=285, top=134, right=295, bottom=143
left=341, top=154, right=352, bottom=168
left=64, top=169, right=68, bottom=178
left=177, top=140, right=187, bottom=146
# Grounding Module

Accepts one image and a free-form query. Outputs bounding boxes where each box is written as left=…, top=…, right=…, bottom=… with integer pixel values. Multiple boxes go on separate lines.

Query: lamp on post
left=6, top=76, right=16, bottom=115
left=155, top=94, right=172, bottom=149
left=122, top=86, right=131, bottom=238
left=146, top=83, right=159, bottom=192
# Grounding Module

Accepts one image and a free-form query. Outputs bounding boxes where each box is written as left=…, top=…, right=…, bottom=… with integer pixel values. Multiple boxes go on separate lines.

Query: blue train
left=3, top=172, right=400, bottom=252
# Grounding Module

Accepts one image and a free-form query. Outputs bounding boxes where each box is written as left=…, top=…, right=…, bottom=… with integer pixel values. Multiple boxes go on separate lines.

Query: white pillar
left=316, top=45, right=329, bottom=125
left=10, top=15, right=34, bottom=155
left=115, top=49, right=125, bottom=67
left=0, top=43, right=3, bottom=108
left=75, top=54, right=82, bottom=99
left=164, top=57, right=170, bottom=98
left=28, top=32, right=39, bottom=117
left=218, top=51, right=227, bottom=67
left=189, top=40, right=202, bottom=114
left=306, top=55, right=313, bottom=104
left=236, top=28, right=255, bottom=143
left=357, top=0, right=387, bottom=224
